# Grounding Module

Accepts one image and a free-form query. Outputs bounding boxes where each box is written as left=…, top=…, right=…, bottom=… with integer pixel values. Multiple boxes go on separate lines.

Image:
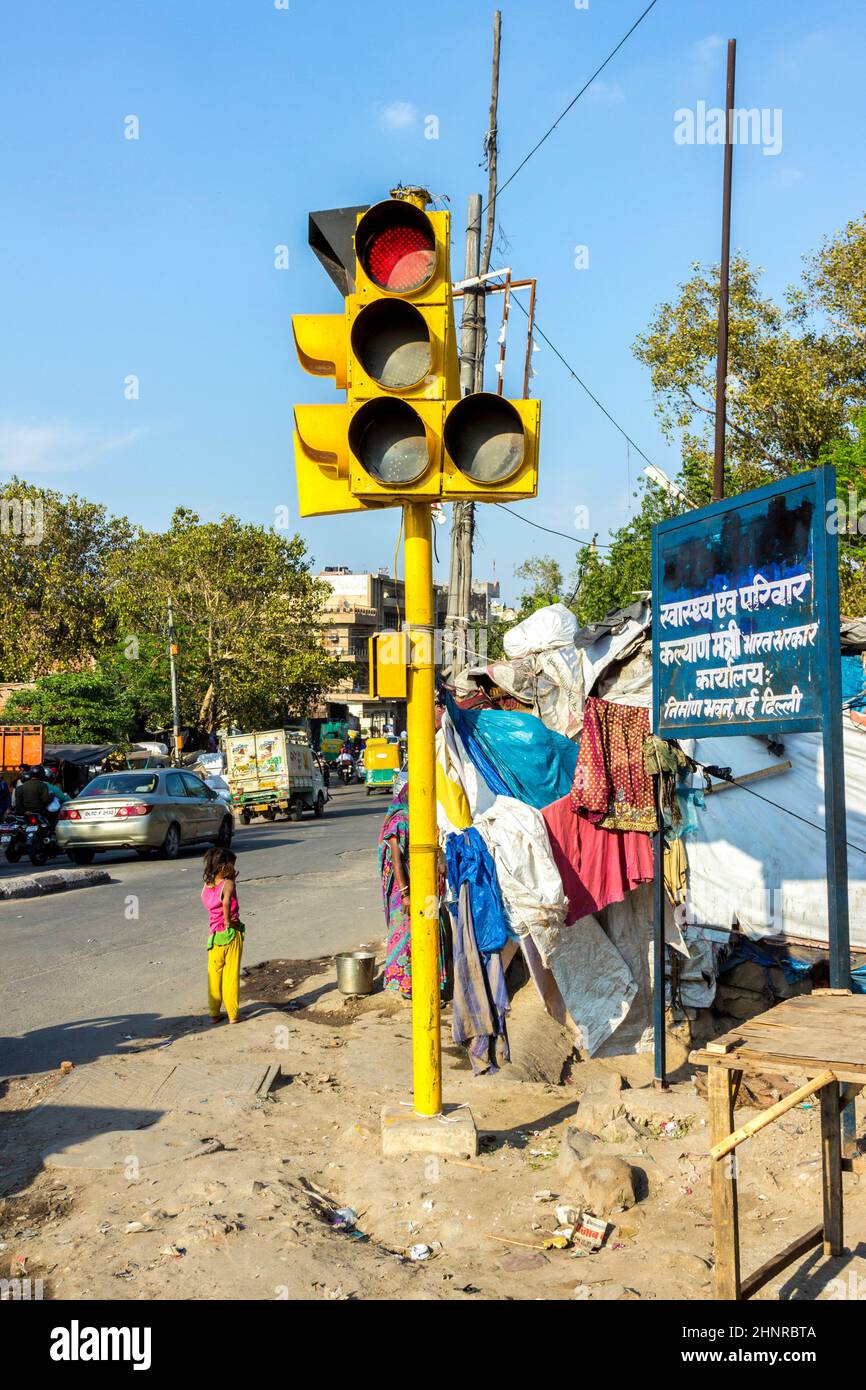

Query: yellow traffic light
left=292, top=314, right=347, bottom=388
left=349, top=398, right=444, bottom=502
left=443, top=394, right=539, bottom=502
left=291, top=189, right=539, bottom=516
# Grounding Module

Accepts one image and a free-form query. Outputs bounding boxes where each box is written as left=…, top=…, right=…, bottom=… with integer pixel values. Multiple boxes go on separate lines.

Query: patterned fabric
left=571, top=697, right=657, bottom=832
left=378, top=785, right=411, bottom=994
left=450, top=883, right=509, bottom=1075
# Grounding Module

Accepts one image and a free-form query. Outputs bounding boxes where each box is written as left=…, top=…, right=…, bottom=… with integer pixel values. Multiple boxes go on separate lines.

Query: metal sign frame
left=650, top=465, right=850, bottom=1084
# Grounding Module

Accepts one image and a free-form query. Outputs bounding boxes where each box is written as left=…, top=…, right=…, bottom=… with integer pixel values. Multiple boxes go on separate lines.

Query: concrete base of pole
left=380, top=1104, right=478, bottom=1159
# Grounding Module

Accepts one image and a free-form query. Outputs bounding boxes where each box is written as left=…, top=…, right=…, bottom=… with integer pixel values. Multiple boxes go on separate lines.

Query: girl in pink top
left=202, top=847, right=244, bottom=1024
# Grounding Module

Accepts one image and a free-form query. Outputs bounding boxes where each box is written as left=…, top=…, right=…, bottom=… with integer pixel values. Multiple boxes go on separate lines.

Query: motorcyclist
left=14, top=765, right=51, bottom=817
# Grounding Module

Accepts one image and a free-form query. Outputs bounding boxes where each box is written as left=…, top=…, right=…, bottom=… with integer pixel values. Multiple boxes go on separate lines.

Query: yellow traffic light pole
left=403, top=500, right=442, bottom=1117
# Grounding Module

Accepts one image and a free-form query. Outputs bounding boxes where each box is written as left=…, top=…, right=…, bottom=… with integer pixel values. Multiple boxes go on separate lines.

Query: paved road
left=0, top=783, right=388, bottom=1077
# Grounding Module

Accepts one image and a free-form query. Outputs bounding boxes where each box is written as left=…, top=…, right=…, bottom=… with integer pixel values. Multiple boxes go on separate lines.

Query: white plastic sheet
left=503, top=603, right=578, bottom=659
left=682, top=721, right=866, bottom=947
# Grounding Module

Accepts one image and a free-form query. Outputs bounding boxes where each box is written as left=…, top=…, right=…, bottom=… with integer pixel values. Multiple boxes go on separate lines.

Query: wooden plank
left=740, top=1225, right=824, bottom=1301
left=691, top=1048, right=866, bottom=1085
left=820, top=1085, right=844, bottom=1256
left=709, top=1065, right=740, bottom=1300
left=704, top=760, right=792, bottom=794
left=706, top=1036, right=743, bottom=1054
left=709, top=1071, right=836, bottom=1162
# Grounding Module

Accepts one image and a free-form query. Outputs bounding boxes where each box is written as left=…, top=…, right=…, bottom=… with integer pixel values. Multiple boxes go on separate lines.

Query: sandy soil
left=2, top=959, right=866, bottom=1303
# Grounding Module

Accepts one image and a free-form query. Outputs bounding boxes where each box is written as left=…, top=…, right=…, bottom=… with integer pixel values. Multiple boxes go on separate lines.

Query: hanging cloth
left=571, top=697, right=656, bottom=832
left=445, top=692, right=579, bottom=811
left=542, top=792, right=654, bottom=926
left=450, top=883, right=510, bottom=1075
left=445, top=827, right=511, bottom=955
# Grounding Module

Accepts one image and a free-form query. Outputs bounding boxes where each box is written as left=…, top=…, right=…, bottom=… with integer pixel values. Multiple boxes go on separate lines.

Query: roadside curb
left=0, top=867, right=112, bottom=901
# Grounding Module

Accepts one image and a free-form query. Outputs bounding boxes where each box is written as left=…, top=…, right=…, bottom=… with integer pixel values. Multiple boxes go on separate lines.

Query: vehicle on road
left=336, top=749, right=358, bottom=785
left=363, top=737, right=401, bottom=796
left=56, top=768, right=233, bottom=863
left=0, top=812, right=30, bottom=863
left=225, top=728, right=329, bottom=824
left=24, top=811, right=65, bottom=866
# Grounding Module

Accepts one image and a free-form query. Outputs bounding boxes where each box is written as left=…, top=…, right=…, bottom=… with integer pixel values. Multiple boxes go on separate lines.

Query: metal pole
left=712, top=37, right=736, bottom=503
left=818, top=465, right=853, bottom=1149
left=167, top=597, right=181, bottom=764
left=652, top=776, right=667, bottom=1088
left=404, top=501, right=441, bottom=1117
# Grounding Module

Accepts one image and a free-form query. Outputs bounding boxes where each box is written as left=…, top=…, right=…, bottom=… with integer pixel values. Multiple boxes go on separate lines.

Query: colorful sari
left=378, top=785, right=412, bottom=995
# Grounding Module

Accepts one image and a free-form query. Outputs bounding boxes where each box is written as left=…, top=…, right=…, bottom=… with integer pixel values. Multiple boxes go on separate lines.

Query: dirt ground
left=2, top=957, right=866, bottom=1303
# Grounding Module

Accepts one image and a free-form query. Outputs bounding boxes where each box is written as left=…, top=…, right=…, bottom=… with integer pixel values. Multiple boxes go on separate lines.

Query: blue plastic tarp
left=445, top=827, right=512, bottom=955
left=719, top=940, right=812, bottom=985
left=842, top=654, right=866, bottom=709
left=445, top=693, right=579, bottom=811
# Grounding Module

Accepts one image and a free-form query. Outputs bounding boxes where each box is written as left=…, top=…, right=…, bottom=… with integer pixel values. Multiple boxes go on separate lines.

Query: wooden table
left=690, top=990, right=866, bottom=1300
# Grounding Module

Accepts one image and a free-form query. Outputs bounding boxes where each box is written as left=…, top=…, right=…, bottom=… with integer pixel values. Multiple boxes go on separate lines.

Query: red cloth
left=571, top=697, right=656, bottom=832
left=542, top=793, right=654, bottom=926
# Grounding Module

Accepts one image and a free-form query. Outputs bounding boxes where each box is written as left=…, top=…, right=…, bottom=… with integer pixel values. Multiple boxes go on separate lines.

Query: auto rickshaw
left=363, top=737, right=400, bottom=796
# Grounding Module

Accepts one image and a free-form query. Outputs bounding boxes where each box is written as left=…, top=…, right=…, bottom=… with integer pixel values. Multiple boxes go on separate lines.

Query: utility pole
left=712, top=38, right=736, bottom=503
left=167, top=597, right=182, bottom=763
left=445, top=194, right=481, bottom=674
left=444, top=9, right=501, bottom=676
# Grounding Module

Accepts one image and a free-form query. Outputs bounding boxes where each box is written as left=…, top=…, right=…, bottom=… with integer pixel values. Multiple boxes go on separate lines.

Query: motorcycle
left=336, top=751, right=356, bottom=785
left=0, top=813, right=29, bottom=864
left=1, top=811, right=64, bottom=867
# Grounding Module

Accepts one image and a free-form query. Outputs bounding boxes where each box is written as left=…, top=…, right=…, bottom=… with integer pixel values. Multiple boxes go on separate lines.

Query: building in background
left=316, top=568, right=410, bottom=734
left=316, top=568, right=507, bottom=730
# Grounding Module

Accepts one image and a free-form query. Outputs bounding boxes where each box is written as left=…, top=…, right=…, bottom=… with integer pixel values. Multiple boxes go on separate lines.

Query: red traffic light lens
left=355, top=200, right=437, bottom=294
left=365, top=225, right=435, bottom=292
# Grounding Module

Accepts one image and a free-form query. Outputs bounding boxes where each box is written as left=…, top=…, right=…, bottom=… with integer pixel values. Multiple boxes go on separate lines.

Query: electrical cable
left=494, top=501, right=615, bottom=547
left=488, top=0, right=661, bottom=210
left=695, top=758, right=866, bottom=860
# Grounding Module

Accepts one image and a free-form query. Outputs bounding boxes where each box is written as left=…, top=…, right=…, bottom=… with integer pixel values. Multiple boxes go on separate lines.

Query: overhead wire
left=487, top=0, right=661, bottom=211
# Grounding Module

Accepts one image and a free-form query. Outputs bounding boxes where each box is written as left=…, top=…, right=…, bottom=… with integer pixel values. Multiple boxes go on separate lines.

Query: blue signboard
left=652, top=469, right=835, bottom=740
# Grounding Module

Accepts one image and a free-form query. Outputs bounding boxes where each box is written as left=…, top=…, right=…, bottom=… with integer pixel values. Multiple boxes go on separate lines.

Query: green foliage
left=580, top=215, right=866, bottom=623
left=0, top=478, right=132, bottom=680
left=3, top=670, right=136, bottom=744
left=514, top=556, right=566, bottom=619
left=0, top=485, right=344, bottom=736
left=104, top=509, right=345, bottom=732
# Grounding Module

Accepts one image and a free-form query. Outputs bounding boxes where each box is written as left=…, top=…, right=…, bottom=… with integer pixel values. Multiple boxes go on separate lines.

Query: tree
left=579, top=214, right=866, bottom=623
left=514, top=556, right=566, bottom=619
left=3, top=670, right=136, bottom=744
left=0, top=479, right=132, bottom=680
left=104, top=509, right=345, bottom=732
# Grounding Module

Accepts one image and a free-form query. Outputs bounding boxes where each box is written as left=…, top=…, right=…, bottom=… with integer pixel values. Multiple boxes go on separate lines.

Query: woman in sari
left=378, top=782, right=412, bottom=996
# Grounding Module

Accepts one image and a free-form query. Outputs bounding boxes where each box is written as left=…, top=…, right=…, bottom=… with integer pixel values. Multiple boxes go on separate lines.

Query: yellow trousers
left=207, top=933, right=243, bottom=1021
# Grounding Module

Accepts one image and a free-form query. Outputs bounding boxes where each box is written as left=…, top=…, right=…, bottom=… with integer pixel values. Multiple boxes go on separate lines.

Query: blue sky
left=1, top=0, right=864, bottom=604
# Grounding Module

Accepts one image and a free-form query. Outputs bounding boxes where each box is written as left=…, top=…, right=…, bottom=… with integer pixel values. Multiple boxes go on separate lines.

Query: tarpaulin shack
left=444, top=596, right=866, bottom=1063
left=43, top=744, right=120, bottom=795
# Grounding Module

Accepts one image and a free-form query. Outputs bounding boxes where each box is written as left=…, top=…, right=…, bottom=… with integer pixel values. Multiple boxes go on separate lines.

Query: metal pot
left=335, top=950, right=376, bottom=996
